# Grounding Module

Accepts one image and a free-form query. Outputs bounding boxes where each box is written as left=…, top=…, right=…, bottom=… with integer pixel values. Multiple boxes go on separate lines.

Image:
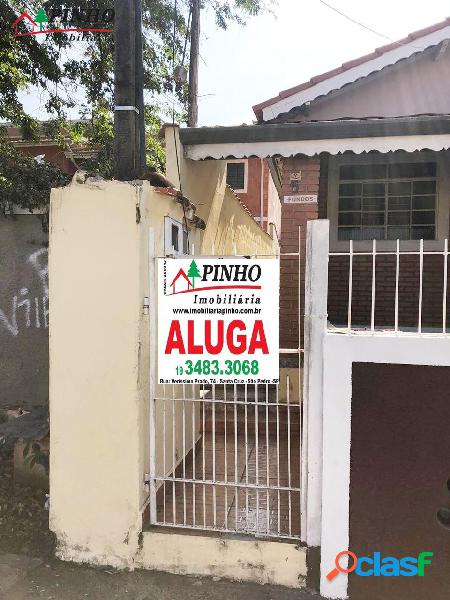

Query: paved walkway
left=1, top=553, right=321, bottom=600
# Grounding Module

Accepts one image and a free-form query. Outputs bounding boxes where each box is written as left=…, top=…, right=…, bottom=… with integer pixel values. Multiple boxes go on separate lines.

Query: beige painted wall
left=50, top=178, right=146, bottom=568
left=137, top=530, right=307, bottom=588
left=279, top=367, right=301, bottom=404
left=49, top=161, right=279, bottom=571
left=49, top=177, right=200, bottom=567
left=203, top=186, right=277, bottom=256
left=165, top=126, right=278, bottom=257
left=307, top=49, right=450, bottom=121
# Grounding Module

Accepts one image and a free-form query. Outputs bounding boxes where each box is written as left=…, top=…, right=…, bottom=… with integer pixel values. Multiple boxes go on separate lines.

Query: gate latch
left=143, top=297, right=150, bottom=315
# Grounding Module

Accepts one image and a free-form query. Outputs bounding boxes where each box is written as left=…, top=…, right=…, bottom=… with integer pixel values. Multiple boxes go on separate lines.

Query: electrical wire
left=317, top=0, right=393, bottom=41
left=171, top=0, right=190, bottom=251
left=317, top=0, right=427, bottom=51
left=181, top=7, right=192, bottom=67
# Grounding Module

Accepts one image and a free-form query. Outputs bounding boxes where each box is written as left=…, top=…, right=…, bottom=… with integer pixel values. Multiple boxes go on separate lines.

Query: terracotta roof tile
left=253, top=17, right=450, bottom=121
left=341, top=52, right=378, bottom=70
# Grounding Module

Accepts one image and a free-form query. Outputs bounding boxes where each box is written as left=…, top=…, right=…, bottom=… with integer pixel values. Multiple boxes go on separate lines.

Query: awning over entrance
left=179, top=115, right=450, bottom=159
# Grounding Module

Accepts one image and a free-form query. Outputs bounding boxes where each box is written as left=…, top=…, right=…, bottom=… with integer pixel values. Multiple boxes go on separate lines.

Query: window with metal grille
left=164, top=217, right=188, bottom=256
left=226, top=161, right=246, bottom=191
left=338, top=162, right=437, bottom=241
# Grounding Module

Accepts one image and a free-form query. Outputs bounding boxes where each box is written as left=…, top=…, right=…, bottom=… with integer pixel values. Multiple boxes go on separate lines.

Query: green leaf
left=1, top=0, right=267, bottom=185
left=23, top=442, right=30, bottom=458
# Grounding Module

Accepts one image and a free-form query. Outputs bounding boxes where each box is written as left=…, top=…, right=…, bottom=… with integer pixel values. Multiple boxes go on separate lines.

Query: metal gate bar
left=152, top=381, right=301, bottom=539
left=149, top=227, right=303, bottom=541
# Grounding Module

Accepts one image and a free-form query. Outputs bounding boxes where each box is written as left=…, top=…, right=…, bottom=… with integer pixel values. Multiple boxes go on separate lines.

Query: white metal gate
left=148, top=230, right=303, bottom=540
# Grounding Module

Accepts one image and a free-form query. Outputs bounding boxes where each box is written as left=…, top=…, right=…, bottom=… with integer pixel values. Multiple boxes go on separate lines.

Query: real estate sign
left=158, top=258, right=279, bottom=384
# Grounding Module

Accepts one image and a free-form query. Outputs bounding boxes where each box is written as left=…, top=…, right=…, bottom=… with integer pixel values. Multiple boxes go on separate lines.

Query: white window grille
left=164, top=217, right=188, bottom=256
left=328, top=238, right=450, bottom=335
left=338, top=162, right=437, bottom=241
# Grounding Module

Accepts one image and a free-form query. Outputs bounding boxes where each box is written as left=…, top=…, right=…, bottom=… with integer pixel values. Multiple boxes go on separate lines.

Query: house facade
left=254, top=19, right=450, bottom=339
left=24, top=17, right=450, bottom=600
left=170, top=18, right=450, bottom=599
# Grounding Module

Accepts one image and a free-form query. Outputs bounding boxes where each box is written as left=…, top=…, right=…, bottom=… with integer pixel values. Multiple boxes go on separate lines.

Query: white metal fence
left=328, top=239, right=450, bottom=335
left=148, top=231, right=303, bottom=540
left=150, top=379, right=301, bottom=539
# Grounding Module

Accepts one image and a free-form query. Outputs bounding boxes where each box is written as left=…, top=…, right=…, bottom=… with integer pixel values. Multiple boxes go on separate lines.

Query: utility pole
left=134, top=0, right=146, bottom=172
left=114, top=0, right=145, bottom=180
left=188, top=0, right=200, bottom=127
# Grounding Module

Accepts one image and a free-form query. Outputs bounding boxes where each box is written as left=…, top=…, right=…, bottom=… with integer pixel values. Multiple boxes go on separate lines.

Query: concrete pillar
left=301, top=219, right=329, bottom=548
left=49, top=178, right=148, bottom=568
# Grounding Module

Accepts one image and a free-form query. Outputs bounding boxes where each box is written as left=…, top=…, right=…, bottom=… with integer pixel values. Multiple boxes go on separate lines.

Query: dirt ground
left=0, top=444, right=320, bottom=600
left=3, top=560, right=321, bottom=600
left=0, top=444, right=54, bottom=558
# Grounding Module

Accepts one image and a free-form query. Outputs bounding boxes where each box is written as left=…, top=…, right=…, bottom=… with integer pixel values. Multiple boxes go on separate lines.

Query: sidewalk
left=0, top=448, right=320, bottom=600
left=1, top=553, right=321, bottom=600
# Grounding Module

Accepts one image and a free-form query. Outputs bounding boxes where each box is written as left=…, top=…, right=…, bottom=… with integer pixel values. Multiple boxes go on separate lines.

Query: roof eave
left=180, top=116, right=450, bottom=146
left=254, top=18, right=450, bottom=123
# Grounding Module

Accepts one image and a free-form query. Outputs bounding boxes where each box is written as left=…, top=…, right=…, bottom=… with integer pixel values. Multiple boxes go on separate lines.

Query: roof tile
left=253, top=17, right=450, bottom=121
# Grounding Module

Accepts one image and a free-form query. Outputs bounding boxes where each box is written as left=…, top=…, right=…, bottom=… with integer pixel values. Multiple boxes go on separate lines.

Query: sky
left=197, top=0, right=450, bottom=125
left=20, top=0, right=450, bottom=127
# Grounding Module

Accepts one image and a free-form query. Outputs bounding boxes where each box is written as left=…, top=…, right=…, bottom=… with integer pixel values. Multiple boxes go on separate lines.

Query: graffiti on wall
left=0, top=248, right=48, bottom=336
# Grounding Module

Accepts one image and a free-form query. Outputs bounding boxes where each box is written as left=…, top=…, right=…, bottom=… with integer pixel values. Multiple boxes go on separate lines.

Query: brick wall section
left=20, top=144, right=77, bottom=176
left=280, top=158, right=320, bottom=362
left=235, top=157, right=325, bottom=358
left=235, top=158, right=263, bottom=222
left=328, top=254, right=449, bottom=329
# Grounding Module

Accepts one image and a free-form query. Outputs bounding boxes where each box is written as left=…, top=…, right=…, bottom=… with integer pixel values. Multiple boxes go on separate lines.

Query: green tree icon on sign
left=187, top=260, right=201, bottom=288
left=35, top=7, right=48, bottom=31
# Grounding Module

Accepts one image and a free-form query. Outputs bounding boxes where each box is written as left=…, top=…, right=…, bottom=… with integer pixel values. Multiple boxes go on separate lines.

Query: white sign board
left=158, top=258, right=279, bottom=384
left=284, top=194, right=318, bottom=204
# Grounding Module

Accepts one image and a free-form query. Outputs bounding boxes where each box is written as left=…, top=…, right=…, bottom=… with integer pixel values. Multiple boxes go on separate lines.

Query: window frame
left=337, top=163, right=437, bottom=242
left=164, top=216, right=188, bottom=257
left=328, top=152, right=450, bottom=251
left=226, top=159, right=248, bottom=193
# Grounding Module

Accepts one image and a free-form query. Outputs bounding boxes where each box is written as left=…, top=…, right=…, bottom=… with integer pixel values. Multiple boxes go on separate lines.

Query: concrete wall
left=202, top=185, right=276, bottom=256
left=305, top=48, right=450, bottom=121
left=49, top=177, right=201, bottom=567
left=50, top=178, right=148, bottom=567
left=49, top=163, right=279, bottom=573
left=165, top=126, right=277, bottom=258
left=138, top=530, right=307, bottom=587
left=320, top=333, right=450, bottom=599
left=0, top=215, right=49, bottom=409
left=227, top=159, right=282, bottom=236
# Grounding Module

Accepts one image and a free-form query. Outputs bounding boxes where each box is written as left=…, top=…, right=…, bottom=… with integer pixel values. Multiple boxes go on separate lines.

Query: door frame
left=320, top=333, right=450, bottom=599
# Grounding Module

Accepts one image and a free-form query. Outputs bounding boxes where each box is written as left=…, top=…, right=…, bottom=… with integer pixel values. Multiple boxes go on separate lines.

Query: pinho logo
left=167, top=260, right=262, bottom=296
left=13, top=6, right=114, bottom=37
left=327, top=550, right=433, bottom=580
